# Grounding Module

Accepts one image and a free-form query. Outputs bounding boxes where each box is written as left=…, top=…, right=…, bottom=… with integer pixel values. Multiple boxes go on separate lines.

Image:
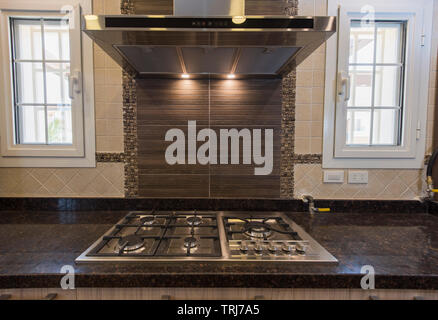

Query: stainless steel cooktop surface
left=75, top=211, right=337, bottom=263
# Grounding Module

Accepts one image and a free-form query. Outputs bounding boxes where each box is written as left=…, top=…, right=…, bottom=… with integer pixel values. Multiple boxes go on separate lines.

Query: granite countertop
left=1, top=210, right=438, bottom=290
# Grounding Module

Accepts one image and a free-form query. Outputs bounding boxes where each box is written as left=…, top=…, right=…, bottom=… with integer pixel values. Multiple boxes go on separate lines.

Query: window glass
left=11, top=18, right=72, bottom=145
left=347, top=20, right=406, bottom=146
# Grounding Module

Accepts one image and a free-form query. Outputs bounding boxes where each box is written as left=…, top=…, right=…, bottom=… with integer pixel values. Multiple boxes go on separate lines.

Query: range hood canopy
left=83, top=15, right=336, bottom=79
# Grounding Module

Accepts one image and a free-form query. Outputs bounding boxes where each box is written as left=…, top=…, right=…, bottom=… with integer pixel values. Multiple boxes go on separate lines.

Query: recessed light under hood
left=82, top=5, right=336, bottom=79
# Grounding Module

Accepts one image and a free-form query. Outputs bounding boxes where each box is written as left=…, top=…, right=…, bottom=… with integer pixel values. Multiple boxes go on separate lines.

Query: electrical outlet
left=323, top=170, right=344, bottom=183
left=348, top=171, right=368, bottom=184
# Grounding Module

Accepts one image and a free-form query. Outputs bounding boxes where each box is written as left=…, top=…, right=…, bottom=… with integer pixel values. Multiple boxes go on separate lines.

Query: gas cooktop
left=75, top=211, right=337, bottom=263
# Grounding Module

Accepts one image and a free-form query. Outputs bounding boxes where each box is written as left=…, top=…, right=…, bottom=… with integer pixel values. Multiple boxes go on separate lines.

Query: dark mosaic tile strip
left=284, top=0, right=299, bottom=16
left=292, top=154, right=323, bottom=164
left=121, top=1, right=138, bottom=198
left=121, top=0, right=134, bottom=14
left=122, top=72, right=139, bottom=198
left=0, top=198, right=428, bottom=213
left=96, top=153, right=125, bottom=163
left=280, top=2, right=298, bottom=199
left=280, top=72, right=296, bottom=199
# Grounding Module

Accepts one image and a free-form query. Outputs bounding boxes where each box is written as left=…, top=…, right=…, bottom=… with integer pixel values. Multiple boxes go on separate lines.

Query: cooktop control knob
left=268, top=244, right=280, bottom=254
left=282, top=243, right=296, bottom=254
left=239, top=241, right=249, bottom=254
left=254, top=242, right=264, bottom=255
left=296, top=243, right=309, bottom=254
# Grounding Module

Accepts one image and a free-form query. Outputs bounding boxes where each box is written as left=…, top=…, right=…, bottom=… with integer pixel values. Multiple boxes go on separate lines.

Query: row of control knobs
left=238, top=241, right=309, bottom=255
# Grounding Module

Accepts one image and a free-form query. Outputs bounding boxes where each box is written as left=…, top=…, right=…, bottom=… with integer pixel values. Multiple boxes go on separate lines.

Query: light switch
left=348, top=171, right=368, bottom=184
left=323, top=170, right=344, bottom=183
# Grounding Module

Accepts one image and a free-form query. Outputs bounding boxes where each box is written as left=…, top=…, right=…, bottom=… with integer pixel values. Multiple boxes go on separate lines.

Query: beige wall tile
left=105, top=103, right=123, bottom=119
left=313, top=70, right=325, bottom=87
left=311, top=104, right=324, bottom=121
left=93, top=0, right=104, bottom=15
left=93, top=47, right=105, bottom=69
left=91, top=0, right=124, bottom=154
left=104, top=0, right=121, bottom=14
left=311, top=87, right=324, bottom=104
left=295, top=121, right=311, bottom=138
left=296, top=104, right=312, bottom=121
left=298, top=0, right=315, bottom=15
left=296, top=88, right=312, bottom=104
left=310, top=138, right=322, bottom=154
left=310, top=122, right=323, bottom=137
left=294, top=165, right=425, bottom=200
left=295, top=138, right=311, bottom=154
left=296, top=71, right=313, bottom=87
left=0, top=164, right=124, bottom=198
left=105, top=69, right=123, bottom=85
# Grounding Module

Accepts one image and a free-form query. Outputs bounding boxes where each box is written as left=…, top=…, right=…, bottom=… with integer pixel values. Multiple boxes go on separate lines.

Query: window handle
left=69, top=70, right=82, bottom=99
left=337, top=72, right=351, bottom=102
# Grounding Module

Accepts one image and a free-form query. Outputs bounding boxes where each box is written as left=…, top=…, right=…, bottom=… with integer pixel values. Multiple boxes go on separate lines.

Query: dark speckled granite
left=1, top=210, right=438, bottom=290
left=430, top=201, right=438, bottom=215
left=0, top=198, right=431, bottom=213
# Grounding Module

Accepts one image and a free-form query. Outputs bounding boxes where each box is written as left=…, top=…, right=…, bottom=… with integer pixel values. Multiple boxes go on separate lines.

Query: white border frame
left=0, top=0, right=95, bottom=167
left=323, top=0, right=433, bottom=169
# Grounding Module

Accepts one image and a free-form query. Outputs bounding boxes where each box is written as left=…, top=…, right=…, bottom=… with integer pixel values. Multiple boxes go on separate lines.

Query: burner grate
left=87, top=211, right=222, bottom=258
left=223, top=216, right=301, bottom=241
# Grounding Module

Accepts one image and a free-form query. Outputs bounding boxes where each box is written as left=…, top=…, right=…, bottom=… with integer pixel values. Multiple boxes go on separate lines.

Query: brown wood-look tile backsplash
left=129, top=0, right=289, bottom=15
left=136, top=79, right=282, bottom=198
left=131, top=0, right=174, bottom=15
left=245, top=0, right=288, bottom=15
left=126, top=0, right=290, bottom=199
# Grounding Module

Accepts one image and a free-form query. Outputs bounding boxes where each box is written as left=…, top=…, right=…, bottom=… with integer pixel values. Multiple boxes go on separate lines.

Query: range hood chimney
left=82, top=1, right=336, bottom=79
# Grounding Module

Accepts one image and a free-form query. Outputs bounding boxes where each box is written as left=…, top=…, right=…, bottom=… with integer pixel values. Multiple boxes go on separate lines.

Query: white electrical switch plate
left=323, top=170, right=344, bottom=183
left=348, top=171, right=368, bottom=184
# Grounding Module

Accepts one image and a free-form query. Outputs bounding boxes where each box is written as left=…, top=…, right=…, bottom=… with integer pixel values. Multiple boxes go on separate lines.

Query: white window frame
left=0, top=0, right=95, bottom=167
left=323, top=0, right=433, bottom=168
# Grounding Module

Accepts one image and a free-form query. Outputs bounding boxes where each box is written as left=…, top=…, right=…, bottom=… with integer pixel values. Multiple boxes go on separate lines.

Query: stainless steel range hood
left=82, top=12, right=336, bottom=79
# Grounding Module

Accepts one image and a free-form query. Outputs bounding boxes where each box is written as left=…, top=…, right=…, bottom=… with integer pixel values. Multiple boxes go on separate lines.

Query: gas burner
left=186, top=216, right=202, bottom=226
left=117, top=234, right=145, bottom=252
left=140, top=216, right=156, bottom=226
left=183, top=236, right=198, bottom=248
left=243, top=221, right=272, bottom=239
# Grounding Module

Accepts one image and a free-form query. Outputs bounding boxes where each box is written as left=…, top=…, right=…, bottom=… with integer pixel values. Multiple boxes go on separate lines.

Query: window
left=348, top=21, right=406, bottom=146
left=323, top=0, right=434, bottom=168
left=11, top=18, right=73, bottom=145
left=0, top=0, right=95, bottom=167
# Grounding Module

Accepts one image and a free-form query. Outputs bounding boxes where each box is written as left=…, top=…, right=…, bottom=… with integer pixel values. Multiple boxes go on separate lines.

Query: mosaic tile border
left=280, top=72, right=297, bottom=199
left=280, top=1, right=298, bottom=199
left=122, top=72, right=139, bottom=198
left=120, top=1, right=138, bottom=198
left=292, top=154, right=323, bottom=164
left=121, top=0, right=134, bottom=14
left=284, top=0, right=299, bottom=16
left=96, top=153, right=125, bottom=163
